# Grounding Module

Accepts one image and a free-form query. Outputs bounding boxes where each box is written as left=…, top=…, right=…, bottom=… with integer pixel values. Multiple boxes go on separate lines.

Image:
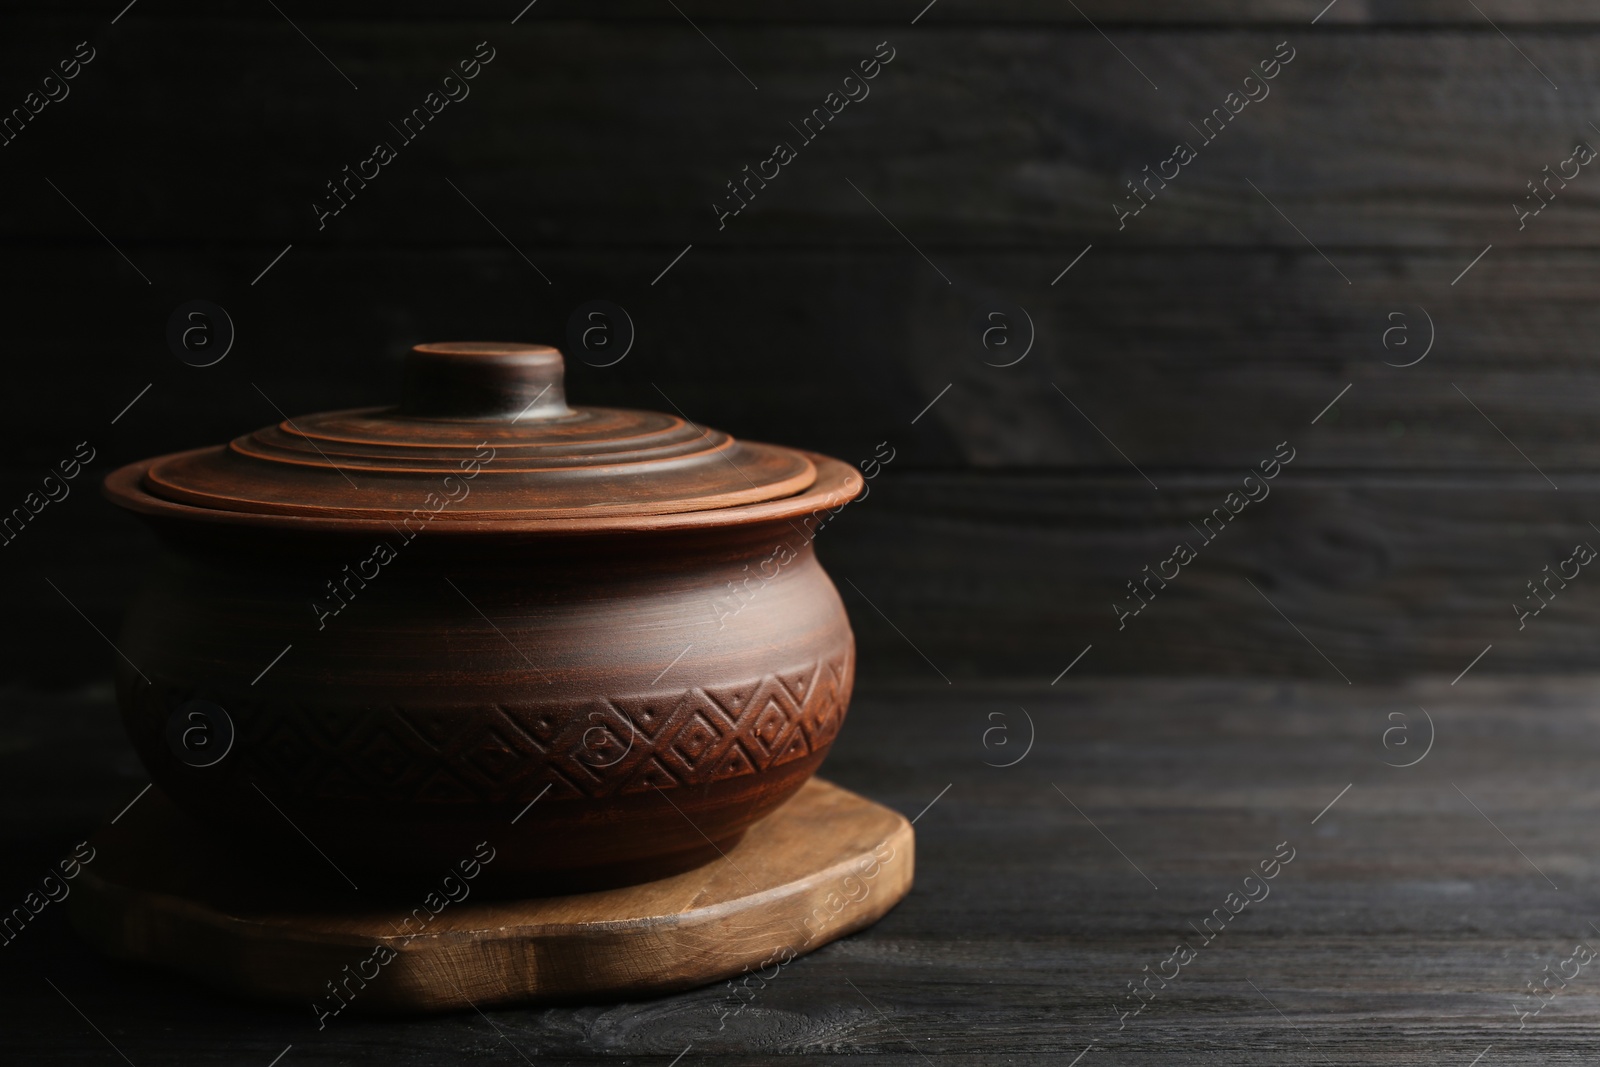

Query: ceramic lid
left=120, top=343, right=818, bottom=522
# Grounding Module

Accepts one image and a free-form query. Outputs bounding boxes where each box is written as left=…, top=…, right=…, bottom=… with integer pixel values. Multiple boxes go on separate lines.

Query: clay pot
left=103, top=344, right=862, bottom=891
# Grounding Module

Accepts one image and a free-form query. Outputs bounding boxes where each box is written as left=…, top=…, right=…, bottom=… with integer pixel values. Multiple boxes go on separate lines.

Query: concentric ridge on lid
left=125, top=343, right=818, bottom=522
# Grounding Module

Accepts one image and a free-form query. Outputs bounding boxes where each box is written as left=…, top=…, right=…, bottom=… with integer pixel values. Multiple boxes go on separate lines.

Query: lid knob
left=399, top=342, right=574, bottom=421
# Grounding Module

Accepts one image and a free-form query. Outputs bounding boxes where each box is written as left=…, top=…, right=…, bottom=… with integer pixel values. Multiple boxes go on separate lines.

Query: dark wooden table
left=3, top=673, right=1594, bottom=1064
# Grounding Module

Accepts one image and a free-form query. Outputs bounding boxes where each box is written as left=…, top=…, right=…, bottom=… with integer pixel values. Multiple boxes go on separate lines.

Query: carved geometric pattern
left=126, top=645, right=853, bottom=805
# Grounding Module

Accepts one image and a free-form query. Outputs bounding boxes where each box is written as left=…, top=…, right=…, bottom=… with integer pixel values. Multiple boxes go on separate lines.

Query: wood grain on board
left=68, top=778, right=913, bottom=1012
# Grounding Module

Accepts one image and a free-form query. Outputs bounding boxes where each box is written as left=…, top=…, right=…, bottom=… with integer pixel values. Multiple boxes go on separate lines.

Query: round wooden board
left=68, top=778, right=913, bottom=1016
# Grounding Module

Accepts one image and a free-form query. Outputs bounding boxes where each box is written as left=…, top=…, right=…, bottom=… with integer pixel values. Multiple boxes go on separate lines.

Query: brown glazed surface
left=103, top=344, right=863, bottom=891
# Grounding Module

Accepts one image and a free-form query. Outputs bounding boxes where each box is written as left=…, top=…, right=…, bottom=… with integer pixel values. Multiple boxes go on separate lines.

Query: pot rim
left=103, top=450, right=865, bottom=537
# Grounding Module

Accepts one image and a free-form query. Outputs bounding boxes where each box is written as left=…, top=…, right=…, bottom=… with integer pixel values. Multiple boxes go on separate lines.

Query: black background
left=7, top=1, right=1600, bottom=689
left=5, top=3, right=1600, bottom=1063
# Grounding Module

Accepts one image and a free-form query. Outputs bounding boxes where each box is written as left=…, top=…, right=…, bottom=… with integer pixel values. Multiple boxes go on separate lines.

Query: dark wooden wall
left=4, top=2, right=1600, bottom=686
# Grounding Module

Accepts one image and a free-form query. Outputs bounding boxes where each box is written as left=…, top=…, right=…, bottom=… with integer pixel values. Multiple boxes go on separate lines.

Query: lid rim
left=123, top=344, right=834, bottom=523
left=104, top=452, right=865, bottom=536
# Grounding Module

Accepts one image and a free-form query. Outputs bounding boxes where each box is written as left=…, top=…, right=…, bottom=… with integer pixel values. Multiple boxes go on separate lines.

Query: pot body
left=115, top=516, right=853, bottom=891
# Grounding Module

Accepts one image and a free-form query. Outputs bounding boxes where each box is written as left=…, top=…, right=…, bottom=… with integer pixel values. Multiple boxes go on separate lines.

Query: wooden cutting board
left=68, top=777, right=913, bottom=1016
